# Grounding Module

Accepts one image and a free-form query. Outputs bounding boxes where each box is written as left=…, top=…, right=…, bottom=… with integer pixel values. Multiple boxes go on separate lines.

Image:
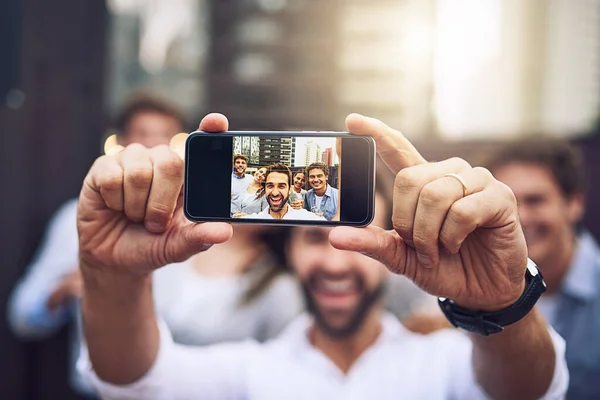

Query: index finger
left=345, top=113, right=426, bottom=174
left=198, top=113, right=229, bottom=132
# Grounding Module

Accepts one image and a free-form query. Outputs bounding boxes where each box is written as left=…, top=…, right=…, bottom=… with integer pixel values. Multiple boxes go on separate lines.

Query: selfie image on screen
left=230, top=136, right=340, bottom=221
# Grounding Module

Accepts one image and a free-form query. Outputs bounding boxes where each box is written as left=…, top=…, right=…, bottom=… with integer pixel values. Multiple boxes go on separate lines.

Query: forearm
left=471, top=307, right=555, bottom=400
left=81, top=264, right=159, bottom=384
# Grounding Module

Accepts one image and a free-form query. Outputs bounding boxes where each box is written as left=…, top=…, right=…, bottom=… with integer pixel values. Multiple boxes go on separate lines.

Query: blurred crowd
left=5, top=91, right=600, bottom=399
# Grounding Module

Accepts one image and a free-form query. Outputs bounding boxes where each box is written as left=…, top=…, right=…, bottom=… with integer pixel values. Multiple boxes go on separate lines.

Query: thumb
left=329, top=226, right=407, bottom=275
left=169, top=222, right=233, bottom=263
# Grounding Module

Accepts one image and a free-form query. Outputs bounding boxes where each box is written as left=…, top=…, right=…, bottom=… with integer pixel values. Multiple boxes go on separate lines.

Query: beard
left=267, top=192, right=289, bottom=212
left=301, top=274, right=385, bottom=338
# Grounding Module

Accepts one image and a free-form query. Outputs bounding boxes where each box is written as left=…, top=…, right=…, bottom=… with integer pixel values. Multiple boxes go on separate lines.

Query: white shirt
left=536, top=294, right=559, bottom=327
left=153, top=258, right=304, bottom=345
left=78, top=313, right=568, bottom=400
left=314, top=195, right=323, bottom=211
left=243, top=206, right=326, bottom=221
left=231, top=174, right=254, bottom=214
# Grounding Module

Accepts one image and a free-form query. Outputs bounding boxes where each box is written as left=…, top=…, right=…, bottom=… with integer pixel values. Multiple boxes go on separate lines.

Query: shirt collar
left=560, top=231, right=600, bottom=302
left=313, top=184, right=332, bottom=198
left=232, top=171, right=246, bottom=179
left=278, top=311, right=409, bottom=355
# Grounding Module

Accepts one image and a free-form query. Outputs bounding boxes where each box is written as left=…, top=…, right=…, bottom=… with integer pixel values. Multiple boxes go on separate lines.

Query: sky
left=293, top=137, right=338, bottom=166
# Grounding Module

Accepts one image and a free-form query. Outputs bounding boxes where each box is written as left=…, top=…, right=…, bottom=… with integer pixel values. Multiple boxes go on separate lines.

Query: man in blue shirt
left=304, top=162, right=339, bottom=221
left=230, top=154, right=254, bottom=216
left=485, top=139, right=600, bottom=399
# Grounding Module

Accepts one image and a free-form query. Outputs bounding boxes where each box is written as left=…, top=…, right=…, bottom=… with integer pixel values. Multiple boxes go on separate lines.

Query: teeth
left=321, top=279, right=353, bottom=294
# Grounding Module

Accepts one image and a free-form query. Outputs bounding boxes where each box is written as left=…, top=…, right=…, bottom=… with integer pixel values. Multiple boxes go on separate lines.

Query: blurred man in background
left=484, top=139, right=600, bottom=399
left=8, top=91, right=186, bottom=397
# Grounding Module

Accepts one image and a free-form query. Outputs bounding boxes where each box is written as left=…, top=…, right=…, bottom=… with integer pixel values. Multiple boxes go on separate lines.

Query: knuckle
left=412, top=231, right=433, bottom=248
left=395, top=168, right=422, bottom=191
left=449, top=157, right=471, bottom=170
left=123, top=142, right=147, bottom=153
left=152, top=144, right=171, bottom=153
left=498, top=181, right=517, bottom=201
left=472, top=166, right=493, bottom=180
left=147, top=202, right=173, bottom=219
left=392, top=215, right=412, bottom=236
left=126, top=167, right=153, bottom=188
left=419, top=182, right=447, bottom=206
left=448, top=202, right=471, bottom=224
left=100, top=172, right=124, bottom=191
left=156, top=154, right=184, bottom=178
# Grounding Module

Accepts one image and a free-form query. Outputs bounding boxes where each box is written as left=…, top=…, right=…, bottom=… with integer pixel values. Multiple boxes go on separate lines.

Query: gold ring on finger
left=444, top=173, right=468, bottom=198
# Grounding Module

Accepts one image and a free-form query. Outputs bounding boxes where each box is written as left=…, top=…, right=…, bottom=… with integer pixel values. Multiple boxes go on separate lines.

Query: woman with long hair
left=235, top=167, right=268, bottom=217
left=153, top=224, right=303, bottom=345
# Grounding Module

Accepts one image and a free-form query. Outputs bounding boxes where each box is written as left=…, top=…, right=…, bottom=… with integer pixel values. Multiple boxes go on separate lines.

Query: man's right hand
left=77, top=115, right=233, bottom=277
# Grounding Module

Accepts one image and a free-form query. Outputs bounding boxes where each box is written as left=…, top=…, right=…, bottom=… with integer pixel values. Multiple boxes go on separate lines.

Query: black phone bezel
left=183, top=131, right=376, bottom=227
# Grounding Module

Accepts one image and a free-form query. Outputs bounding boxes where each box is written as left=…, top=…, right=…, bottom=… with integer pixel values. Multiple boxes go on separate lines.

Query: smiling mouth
left=315, top=277, right=356, bottom=295
left=269, top=196, right=283, bottom=207
left=523, top=227, right=547, bottom=245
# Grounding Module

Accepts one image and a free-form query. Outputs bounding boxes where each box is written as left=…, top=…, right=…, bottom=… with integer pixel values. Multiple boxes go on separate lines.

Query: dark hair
left=306, top=162, right=329, bottom=177
left=113, top=92, right=186, bottom=137
left=233, top=154, right=249, bottom=164
left=265, top=162, right=292, bottom=187
left=480, top=139, right=587, bottom=198
left=240, top=227, right=291, bottom=306
left=254, top=166, right=268, bottom=199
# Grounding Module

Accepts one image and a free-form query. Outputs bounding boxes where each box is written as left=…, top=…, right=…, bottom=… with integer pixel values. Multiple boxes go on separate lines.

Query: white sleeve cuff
left=541, top=324, right=569, bottom=400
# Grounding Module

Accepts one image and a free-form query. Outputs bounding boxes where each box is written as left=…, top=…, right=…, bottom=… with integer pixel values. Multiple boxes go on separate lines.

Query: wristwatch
left=438, top=258, right=546, bottom=336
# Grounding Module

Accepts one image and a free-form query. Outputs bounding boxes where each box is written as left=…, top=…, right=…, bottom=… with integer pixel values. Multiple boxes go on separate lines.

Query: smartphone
left=184, top=131, right=376, bottom=226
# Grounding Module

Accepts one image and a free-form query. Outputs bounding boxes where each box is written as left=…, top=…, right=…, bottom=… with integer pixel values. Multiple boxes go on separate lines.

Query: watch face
left=526, top=258, right=539, bottom=276
left=526, top=258, right=546, bottom=287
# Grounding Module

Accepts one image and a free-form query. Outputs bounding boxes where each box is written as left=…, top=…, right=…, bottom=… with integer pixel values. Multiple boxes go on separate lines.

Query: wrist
left=456, top=278, right=527, bottom=313
left=80, top=260, right=152, bottom=295
left=438, top=258, right=546, bottom=336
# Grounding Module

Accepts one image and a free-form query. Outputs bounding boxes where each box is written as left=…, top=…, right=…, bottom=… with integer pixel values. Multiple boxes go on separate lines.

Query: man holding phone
left=242, top=163, right=325, bottom=221
left=76, top=114, right=567, bottom=399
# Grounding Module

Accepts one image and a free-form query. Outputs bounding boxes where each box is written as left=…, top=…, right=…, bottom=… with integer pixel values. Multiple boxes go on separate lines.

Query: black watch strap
left=438, top=258, right=546, bottom=336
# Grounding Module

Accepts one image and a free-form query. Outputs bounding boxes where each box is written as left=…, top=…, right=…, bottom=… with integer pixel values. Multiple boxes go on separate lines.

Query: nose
left=319, top=246, right=357, bottom=275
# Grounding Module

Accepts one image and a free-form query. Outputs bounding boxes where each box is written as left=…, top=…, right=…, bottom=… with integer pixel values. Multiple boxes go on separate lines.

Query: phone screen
left=184, top=131, right=375, bottom=226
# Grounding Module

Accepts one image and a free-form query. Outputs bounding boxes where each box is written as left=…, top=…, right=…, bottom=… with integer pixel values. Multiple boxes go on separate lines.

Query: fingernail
left=417, top=253, right=433, bottom=268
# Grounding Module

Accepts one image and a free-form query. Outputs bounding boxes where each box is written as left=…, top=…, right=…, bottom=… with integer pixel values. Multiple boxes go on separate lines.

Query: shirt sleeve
left=448, top=325, right=569, bottom=400
left=8, top=198, right=80, bottom=338
left=78, top=319, right=255, bottom=400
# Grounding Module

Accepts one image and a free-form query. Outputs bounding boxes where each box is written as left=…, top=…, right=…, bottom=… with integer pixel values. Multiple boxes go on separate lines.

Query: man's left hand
left=330, top=114, right=527, bottom=312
